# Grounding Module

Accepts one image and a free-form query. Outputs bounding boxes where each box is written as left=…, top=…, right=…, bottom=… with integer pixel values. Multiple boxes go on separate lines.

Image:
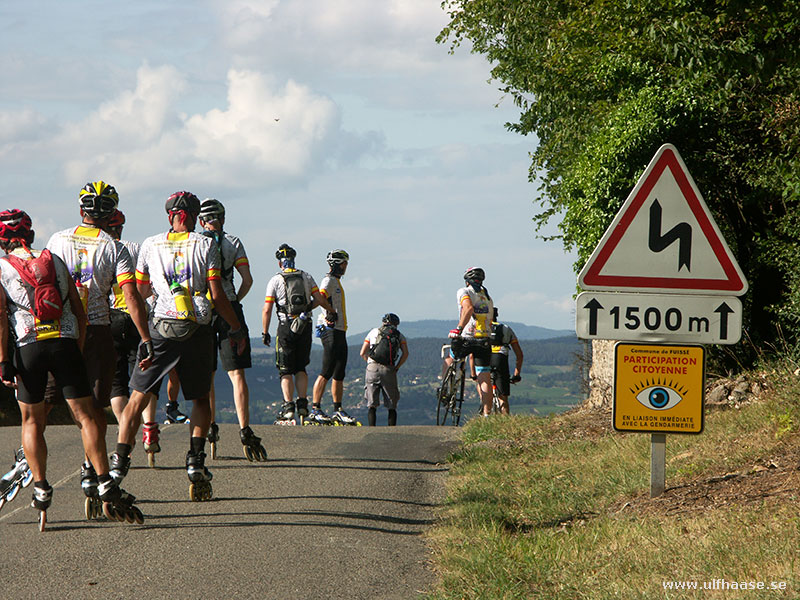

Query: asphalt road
left=0, top=422, right=461, bottom=600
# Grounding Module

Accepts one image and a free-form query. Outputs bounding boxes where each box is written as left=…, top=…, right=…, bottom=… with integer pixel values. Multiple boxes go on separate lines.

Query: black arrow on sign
left=714, top=302, right=734, bottom=340
left=648, top=199, right=692, bottom=271
left=583, top=298, right=603, bottom=335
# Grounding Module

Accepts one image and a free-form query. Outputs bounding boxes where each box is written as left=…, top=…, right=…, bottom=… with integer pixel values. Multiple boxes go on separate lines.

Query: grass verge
left=426, top=369, right=800, bottom=599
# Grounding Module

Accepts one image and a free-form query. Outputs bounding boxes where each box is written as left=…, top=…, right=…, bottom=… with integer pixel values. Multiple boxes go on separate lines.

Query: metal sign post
left=650, top=433, right=666, bottom=497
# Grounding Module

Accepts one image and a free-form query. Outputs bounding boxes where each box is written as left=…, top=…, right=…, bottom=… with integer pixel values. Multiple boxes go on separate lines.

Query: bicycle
left=436, top=343, right=466, bottom=426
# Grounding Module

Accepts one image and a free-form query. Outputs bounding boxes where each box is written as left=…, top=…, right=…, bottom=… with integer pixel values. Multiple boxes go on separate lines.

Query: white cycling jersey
left=316, top=274, right=346, bottom=331
left=47, top=225, right=134, bottom=325
left=456, top=285, right=494, bottom=339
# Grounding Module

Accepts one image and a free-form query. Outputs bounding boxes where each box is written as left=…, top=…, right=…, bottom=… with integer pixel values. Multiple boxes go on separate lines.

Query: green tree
left=439, top=0, right=800, bottom=365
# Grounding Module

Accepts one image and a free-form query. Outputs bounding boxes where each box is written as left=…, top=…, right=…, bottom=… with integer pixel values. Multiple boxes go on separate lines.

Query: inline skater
left=0, top=209, right=142, bottom=526
left=448, top=267, right=494, bottom=416
left=311, top=249, right=358, bottom=425
left=360, top=313, right=409, bottom=426
left=487, top=308, right=523, bottom=414
left=112, top=191, right=246, bottom=502
left=262, top=244, right=335, bottom=424
left=46, top=182, right=152, bottom=513
left=198, top=198, right=266, bottom=461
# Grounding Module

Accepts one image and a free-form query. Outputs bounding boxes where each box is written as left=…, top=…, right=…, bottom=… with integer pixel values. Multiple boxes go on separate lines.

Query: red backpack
left=3, top=249, right=64, bottom=321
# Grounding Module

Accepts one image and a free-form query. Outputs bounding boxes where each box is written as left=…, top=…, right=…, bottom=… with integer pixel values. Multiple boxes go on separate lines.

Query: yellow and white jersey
left=46, top=225, right=134, bottom=325
left=0, top=248, right=79, bottom=346
left=109, top=239, right=141, bottom=313
left=456, top=285, right=494, bottom=339
left=136, top=231, right=221, bottom=324
left=315, top=274, right=347, bottom=332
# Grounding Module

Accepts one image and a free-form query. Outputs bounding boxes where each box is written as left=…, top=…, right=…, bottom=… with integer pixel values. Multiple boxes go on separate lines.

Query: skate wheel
left=210, top=442, right=217, bottom=460
left=256, top=446, right=268, bottom=461
left=243, top=446, right=253, bottom=461
left=130, top=506, right=144, bottom=524
left=0, top=497, right=6, bottom=511
left=7, top=482, right=20, bottom=502
left=85, top=496, right=93, bottom=520
left=147, top=452, right=156, bottom=468
left=22, top=471, right=33, bottom=487
left=103, top=502, right=124, bottom=522
left=38, top=510, right=46, bottom=532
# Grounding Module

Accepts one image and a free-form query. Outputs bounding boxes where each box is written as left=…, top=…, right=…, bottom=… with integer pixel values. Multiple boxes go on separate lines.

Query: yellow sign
left=613, top=343, right=705, bottom=434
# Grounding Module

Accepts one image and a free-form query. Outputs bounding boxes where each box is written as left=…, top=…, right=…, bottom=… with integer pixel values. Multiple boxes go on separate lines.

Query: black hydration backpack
left=279, top=271, right=310, bottom=316
left=369, top=324, right=401, bottom=366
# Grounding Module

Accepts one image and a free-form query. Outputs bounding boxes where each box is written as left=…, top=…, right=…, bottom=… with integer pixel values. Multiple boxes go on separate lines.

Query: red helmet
left=0, top=209, right=33, bottom=243
left=107, top=209, right=126, bottom=228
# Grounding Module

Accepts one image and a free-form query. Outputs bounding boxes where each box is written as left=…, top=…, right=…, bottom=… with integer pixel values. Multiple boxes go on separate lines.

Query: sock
left=98, top=474, right=112, bottom=484
left=190, top=436, right=206, bottom=454
left=333, top=402, right=342, bottom=412
left=116, top=443, right=132, bottom=458
left=388, top=409, right=397, bottom=427
left=368, top=407, right=376, bottom=426
left=34, top=479, right=49, bottom=489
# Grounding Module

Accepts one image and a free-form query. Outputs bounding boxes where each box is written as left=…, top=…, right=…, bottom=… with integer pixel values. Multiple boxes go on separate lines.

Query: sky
left=0, top=1, right=578, bottom=336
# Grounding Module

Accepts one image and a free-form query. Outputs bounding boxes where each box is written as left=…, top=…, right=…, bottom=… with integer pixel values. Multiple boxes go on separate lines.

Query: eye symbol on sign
left=631, top=379, right=686, bottom=411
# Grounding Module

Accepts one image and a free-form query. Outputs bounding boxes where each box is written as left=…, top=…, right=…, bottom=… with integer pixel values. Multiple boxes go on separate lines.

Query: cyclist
left=360, top=313, right=408, bottom=426
left=0, top=209, right=136, bottom=519
left=488, top=307, right=523, bottom=414
left=112, top=191, right=246, bottom=498
left=448, top=267, right=494, bottom=416
left=262, top=244, right=335, bottom=423
left=311, top=249, right=357, bottom=425
left=46, top=182, right=153, bottom=491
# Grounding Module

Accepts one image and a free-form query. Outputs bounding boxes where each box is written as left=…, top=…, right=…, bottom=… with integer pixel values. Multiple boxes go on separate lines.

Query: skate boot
left=108, top=452, right=131, bottom=484
left=98, top=478, right=144, bottom=524
left=80, top=460, right=103, bottom=520
left=142, top=422, right=161, bottom=467
left=0, top=446, right=33, bottom=511
left=239, top=426, right=267, bottom=462
left=31, top=482, right=53, bottom=532
left=331, top=409, right=361, bottom=426
left=164, top=401, right=190, bottom=424
left=295, top=397, right=310, bottom=422
left=274, top=400, right=297, bottom=426
left=186, top=450, right=213, bottom=502
left=305, top=406, right=334, bottom=426
left=207, top=422, right=219, bottom=459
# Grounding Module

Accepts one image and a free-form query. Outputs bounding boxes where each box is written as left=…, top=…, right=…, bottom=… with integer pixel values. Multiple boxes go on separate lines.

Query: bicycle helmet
left=463, top=267, right=485, bottom=283
left=326, top=249, right=349, bottom=266
left=165, top=191, right=201, bottom=216
left=79, top=181, right=119, bottom=219
left=382, top=313, right=400, bottom=327
left=0, top=209, right=33, bottom=243
left=199, top=198, right=225, bottom=222
left=275, top=244, right=297, bottom=260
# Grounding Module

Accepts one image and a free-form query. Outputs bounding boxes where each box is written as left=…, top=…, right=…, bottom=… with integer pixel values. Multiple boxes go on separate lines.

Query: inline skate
left=207, top=422, right=219, bottom=459
left=331, top=409, right=361, bottom=426
left=0, top=446, right=33, bottom=511
left=31, top=482, right=52, bottom=532
left=186, top=450, right=213, bottom=502
left=305, top=406, right=334, bottom=426
left=274, top=400, right=298, bottom=426
left=240, top=426, right=267, bottom=462
left=143, top=422, right=160, bottom=467
left=164, top=401, right=190, bottom=424
left=80, top=460, right=102, bottom=520
left=108, top=451, right=131, bottom=484
left=98, top=478, right=144, bottom=524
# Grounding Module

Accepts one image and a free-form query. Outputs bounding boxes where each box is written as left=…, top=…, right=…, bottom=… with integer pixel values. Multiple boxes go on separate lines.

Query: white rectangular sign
left=575, top=292, right=742, bottom=344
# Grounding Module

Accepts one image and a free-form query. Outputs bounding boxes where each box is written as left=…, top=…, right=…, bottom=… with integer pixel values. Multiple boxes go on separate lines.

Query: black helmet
left=382, top=313, right=400, bottom=327
left=464, top=267, right=485, bottom=283
left=276, top=243, right=296, bottom=260
left=199, top=198, right=225, bottom=222
left=165, top=191, right=201, bottom=216
left=79, top=181, right=119, bottom=219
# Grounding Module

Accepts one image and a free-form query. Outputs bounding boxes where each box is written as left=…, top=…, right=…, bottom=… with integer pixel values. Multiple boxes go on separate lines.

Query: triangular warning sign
left=578, top=144, right=748, bottom=295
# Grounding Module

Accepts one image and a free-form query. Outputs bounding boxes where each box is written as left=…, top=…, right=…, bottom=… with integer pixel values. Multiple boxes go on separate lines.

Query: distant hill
left=347, top=319, right=573, bottom=344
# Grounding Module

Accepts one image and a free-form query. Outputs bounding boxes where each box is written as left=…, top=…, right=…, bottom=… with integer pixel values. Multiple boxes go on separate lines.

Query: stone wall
left=586, top=339, right=615, bottom=408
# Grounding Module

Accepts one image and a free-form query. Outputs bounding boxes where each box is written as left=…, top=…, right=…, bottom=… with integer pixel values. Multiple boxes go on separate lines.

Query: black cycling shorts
left=451, top=337, right=491, bottom=369
left=15, top=338, right=92, bottom=405
left=490, top=352, right=511, bottom=396
left=129, top=323, right=215, bottom=400
left=276, top=319, right=312, bottom=376
left=320, top=328, right=348, bottom=381
left=110, top=309, right=141, bottom=399
left=214, top=302, right=252, bottom=372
